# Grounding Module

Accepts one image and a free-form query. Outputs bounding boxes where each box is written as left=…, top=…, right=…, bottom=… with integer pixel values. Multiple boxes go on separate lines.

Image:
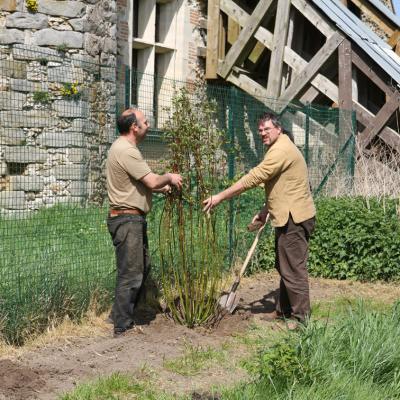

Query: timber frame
left=206, top=0, right=400, bottom=154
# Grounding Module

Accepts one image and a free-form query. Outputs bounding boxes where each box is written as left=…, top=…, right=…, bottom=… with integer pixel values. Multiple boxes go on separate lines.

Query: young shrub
left=159, top=84, right=228, bottom=327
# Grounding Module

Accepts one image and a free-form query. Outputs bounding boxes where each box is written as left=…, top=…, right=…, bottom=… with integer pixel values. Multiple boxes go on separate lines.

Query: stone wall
left=0, top=0, right=117, bottom=213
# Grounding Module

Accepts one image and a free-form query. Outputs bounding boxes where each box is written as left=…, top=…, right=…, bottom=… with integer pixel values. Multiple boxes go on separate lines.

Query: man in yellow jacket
left=203, top=112, right=315, bottom=326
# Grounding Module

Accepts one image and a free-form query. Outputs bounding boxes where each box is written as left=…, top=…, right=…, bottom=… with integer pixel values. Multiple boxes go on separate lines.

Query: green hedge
left=254, top=197, right=400, bottom=281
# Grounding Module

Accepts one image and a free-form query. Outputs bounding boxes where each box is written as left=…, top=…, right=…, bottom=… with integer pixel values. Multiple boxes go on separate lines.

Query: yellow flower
left=26, top=0, right=38, bottom=13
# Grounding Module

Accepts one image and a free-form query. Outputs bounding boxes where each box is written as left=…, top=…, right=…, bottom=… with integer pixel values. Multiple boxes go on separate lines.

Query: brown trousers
left=274, top=214, right=315, bottom=322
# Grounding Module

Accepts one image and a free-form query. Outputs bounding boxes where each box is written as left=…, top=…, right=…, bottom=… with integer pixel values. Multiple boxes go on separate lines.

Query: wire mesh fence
left=0, top=46, right=116, bottom=343
left=131, top=70, right=356, bottom=194
left=0, top=57, right=356, bottom=343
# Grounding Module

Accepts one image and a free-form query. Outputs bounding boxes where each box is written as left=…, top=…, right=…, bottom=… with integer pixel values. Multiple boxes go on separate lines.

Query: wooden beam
left=277, top=32, right=344, bottom=111
left=300, top=86, right=321, bottom=103
left=282, top=8, right=296, bottom=93
left=266, top=0, right=292, bottom=98
left=248, top=41, right=265, bottom=64
left=218, top=13, right=226, bottom=60
left=206, top=0, right=220, bottom=79
left=226, top=71, right=277, bottom=109
left=354, top=101, right=400, bottom=152
left=378, top=121, right=400, bottom=152
left=220, top=0, right=339, bottom=103
left=388, top=30, right=400, bottom=56
left=291, top=0, right=335, bottom=38
left=338, top=39, right=353, bottom=110
left=388, top=30, right=400, bottom=49
left=338, top=40, right=353, bottom=144
left=227, top=17, right=240, bottom=45
left=351, top=49, right=393, bottom=95
left=359, top=92, right=400, bottom=149
left=217, top=0, right=274, bottom=79
left=350, top=0, right=396, bottom=37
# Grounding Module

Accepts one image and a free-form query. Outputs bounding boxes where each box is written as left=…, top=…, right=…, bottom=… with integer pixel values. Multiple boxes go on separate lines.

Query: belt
left=109, top=209, right=145, bottom=217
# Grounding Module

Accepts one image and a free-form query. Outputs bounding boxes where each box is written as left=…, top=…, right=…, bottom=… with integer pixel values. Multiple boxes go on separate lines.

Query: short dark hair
left=117, top=110, right=137, bottom=134
left=258, top=112, right=295, bottom=143
left=258, top=112, right=282, bottom=130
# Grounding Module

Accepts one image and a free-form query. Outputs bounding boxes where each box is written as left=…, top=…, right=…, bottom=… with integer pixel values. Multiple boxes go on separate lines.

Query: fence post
left=348, top=110, right=357, bottom=187
left=125, top=65, right=131, bottom=108
left=227, top=86, right=237, bottom=265
left=304, top=103, right=310, bottom=166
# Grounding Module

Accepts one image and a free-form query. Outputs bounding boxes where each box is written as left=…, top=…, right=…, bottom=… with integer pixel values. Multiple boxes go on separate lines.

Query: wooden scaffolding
left=205, top=0, right=400, bottom=155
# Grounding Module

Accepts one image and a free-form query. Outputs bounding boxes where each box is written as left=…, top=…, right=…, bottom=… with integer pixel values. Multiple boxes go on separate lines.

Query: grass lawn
left=59, top=297, right=400, bottom=400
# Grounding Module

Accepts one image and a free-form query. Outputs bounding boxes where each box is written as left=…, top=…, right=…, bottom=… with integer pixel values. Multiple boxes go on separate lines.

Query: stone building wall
left=0, top=0, right=117, bottom=213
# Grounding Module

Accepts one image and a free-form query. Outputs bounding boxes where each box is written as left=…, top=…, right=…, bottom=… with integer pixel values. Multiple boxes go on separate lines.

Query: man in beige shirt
left=107, top=108, right=182, bottom=337
left=203, top=112, right=315, bottom=326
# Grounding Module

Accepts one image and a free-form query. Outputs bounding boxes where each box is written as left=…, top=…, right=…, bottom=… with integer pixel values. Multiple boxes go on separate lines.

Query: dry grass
left=0, top=308, right=112, bottom=358
left=322, top=138, right=400, bottom=200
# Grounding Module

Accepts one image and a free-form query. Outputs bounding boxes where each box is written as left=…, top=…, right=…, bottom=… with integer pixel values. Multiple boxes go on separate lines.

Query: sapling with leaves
left=159, top=83, right=229, bottom=327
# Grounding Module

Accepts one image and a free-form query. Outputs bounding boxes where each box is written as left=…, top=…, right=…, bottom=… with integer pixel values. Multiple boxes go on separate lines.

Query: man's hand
left=202, top=193, right=223, bottom=213
left=168, top=173, right=182, bottom=189
left=251, top=208, right=268, bottom=225
left=155, top=184, right=171, bottom=194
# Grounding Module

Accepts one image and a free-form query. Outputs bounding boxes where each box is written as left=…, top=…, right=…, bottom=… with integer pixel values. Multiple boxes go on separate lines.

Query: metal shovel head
left=218, top=291, right=239, bottom=314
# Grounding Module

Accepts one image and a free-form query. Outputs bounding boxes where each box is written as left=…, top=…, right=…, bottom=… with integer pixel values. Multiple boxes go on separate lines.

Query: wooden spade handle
left=238, top=213, right=270, bottom=278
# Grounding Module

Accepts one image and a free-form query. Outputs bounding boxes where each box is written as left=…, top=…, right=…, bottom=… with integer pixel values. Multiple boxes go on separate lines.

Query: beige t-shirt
left=106, top=136, right=152, bottom=213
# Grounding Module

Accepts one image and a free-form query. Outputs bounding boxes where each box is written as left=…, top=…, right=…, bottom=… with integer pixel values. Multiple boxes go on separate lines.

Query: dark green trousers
left=275, top=215, right=315, bottom=322
left=107, top=214, right=150, bottom=330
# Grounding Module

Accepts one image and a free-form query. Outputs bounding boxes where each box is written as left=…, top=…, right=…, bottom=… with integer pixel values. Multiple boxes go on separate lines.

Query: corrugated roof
left=311, top=0, right=400, bottom=86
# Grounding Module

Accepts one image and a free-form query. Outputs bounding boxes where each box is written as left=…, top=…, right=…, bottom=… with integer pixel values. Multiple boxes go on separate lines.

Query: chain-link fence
left=0, top=57, right=356, bottom=343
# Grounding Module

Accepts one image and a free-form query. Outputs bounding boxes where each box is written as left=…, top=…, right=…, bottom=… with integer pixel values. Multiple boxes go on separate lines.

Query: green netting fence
left=130, top=70, right=356, bottom=195
left=0, top=51, right=356, bottom=344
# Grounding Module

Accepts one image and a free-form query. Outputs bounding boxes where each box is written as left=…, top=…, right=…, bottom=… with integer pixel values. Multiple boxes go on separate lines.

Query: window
left=130, top=0, right=187, bottom=129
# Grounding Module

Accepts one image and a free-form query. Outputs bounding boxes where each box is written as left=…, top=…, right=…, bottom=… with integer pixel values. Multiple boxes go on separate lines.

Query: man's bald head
left=117, top=108, right=140, bottom=134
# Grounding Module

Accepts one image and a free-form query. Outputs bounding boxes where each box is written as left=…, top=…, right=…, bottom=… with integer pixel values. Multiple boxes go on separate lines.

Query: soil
left=1, top=271, right=399, bottom=400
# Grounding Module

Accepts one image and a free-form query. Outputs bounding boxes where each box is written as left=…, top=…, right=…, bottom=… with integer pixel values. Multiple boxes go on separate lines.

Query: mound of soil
left=0, top=359, right=46, bottom=400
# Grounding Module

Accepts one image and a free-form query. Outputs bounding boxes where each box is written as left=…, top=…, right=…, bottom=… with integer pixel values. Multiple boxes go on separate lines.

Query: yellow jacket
left=238, top=133, right=315, bottom=227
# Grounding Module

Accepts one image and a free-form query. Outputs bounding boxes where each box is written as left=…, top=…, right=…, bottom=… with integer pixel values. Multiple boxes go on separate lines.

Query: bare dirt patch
left=1, top=271, right=399, bottom=400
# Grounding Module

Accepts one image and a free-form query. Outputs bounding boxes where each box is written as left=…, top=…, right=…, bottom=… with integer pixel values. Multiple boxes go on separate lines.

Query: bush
left=309, top=197, right=400, bottom=281
left=253, top=197, right=400, bottom=281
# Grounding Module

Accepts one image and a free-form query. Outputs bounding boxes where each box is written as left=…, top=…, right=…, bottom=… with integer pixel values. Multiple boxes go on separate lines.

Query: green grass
left=2, top=192, right=397, bottom=346
left=58, top=299, right=400, bottom=400
left=223, top=300, right=400, bottom=400
left=311, top=296, right=392, bottom=320
left=0, top=204, right=115, bottom=344
left=59, top=372, right=180, bottom=400
left=163, top=343, right=226, bottom=376
left=0, top=191, right=257, bottom=344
